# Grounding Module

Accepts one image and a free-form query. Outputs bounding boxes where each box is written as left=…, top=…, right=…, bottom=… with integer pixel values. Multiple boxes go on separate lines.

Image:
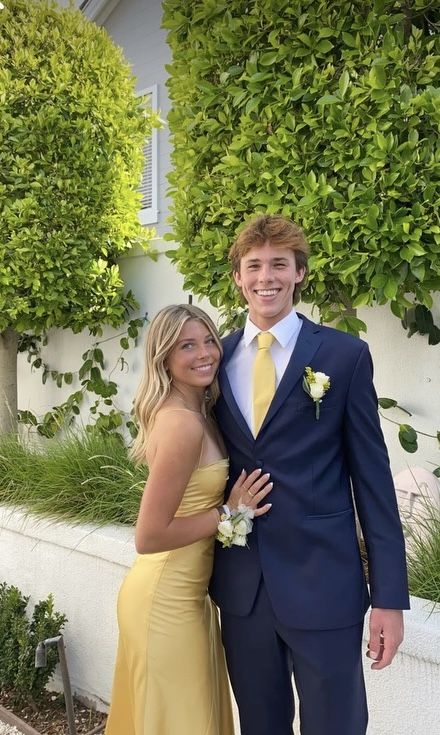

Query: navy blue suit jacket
left=210, top=314, right=410, bottom=630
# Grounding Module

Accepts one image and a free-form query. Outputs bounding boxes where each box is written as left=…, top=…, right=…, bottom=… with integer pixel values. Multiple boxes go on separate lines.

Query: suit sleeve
left=344, top=343, right=410, bottom=610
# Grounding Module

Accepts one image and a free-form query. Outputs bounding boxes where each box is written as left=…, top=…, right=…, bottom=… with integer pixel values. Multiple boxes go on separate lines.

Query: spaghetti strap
left=196, top=432, right=206, bottom=469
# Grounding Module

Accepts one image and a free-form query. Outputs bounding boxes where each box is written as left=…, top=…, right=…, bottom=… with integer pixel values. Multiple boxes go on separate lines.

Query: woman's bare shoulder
left=154, top=404, right=204, bottom=428
left=147, top=406, right=204, bottom=464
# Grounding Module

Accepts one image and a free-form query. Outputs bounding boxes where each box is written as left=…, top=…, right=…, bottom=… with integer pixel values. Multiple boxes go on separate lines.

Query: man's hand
left=367, top=608, right=404, bottom=670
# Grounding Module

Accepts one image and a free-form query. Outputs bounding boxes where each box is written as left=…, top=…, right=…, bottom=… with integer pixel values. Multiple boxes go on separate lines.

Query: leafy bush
left=0, top=430, right=146, bottom=525
left=0, top=0, right=155, bottom=336
left=163, top=0, right=440, bottom=333
left=0, top=584, right=67, bottom=704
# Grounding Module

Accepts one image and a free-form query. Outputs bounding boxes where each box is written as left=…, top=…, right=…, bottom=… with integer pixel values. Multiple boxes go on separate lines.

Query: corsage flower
left=302, top=367, right=331, bottom=420
left=216, top=504, right=254, bottom=548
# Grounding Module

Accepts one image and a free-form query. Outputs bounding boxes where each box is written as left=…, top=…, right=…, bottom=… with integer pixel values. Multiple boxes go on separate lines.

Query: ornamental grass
left=404, top=496, right=440, bottom=607
left=0, top=430, right=146, bottom=525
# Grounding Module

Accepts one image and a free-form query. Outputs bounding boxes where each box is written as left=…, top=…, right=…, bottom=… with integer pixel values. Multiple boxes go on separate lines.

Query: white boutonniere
left=302, top=367, right=331, bottom=420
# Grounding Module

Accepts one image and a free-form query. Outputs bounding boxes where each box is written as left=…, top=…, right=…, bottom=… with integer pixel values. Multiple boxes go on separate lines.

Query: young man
left=210, top=214, right=409, bottom=735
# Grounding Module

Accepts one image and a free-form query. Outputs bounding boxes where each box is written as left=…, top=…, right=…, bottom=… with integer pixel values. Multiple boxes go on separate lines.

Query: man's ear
left=295, top=267, right=306, bottom=284
left=233, top=270, right=242, bottom=289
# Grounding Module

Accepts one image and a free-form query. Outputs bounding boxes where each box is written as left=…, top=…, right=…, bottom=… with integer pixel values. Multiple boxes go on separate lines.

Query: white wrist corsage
left=216, top=504, right=254, bottom=548
left=302, top=366, right=331, bottom=420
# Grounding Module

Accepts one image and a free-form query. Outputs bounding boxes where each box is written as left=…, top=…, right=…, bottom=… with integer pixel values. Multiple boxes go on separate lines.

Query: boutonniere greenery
left=303, top=367, right=331, bottom=420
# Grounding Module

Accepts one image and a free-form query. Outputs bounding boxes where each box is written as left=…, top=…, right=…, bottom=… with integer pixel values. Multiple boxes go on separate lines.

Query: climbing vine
left=17, top=316, right=147, bottom=439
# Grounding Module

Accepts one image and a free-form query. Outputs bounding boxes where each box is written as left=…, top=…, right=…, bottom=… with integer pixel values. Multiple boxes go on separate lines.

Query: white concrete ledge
left=0, top=505, right=136, bottom=709
left=0, top=505, right=439, bottom=732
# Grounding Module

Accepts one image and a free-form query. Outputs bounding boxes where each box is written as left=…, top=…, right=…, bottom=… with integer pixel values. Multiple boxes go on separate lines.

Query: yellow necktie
left=252, top=331, right=276, bottom=435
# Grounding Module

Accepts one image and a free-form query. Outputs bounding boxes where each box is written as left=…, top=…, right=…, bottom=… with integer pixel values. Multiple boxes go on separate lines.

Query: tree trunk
left=0, top=328, right=18, bottom=434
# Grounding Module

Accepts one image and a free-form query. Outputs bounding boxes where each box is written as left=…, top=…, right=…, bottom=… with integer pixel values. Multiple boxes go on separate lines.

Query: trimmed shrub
left=0, top=583, right=67, bottom=704
left=163, top=0, right=440, bottom=333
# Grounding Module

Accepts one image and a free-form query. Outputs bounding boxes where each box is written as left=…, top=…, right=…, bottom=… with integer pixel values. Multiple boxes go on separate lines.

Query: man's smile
left=255, top=288, right=280, bottom=296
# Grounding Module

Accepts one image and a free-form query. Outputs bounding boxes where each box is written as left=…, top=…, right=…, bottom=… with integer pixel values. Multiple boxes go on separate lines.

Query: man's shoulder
left=299, top=314, right=368, bottom=355
left=221, top=329, right=243, bottom=348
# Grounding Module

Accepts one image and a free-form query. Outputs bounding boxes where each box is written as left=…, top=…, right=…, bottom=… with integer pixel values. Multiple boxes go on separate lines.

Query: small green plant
left=0, top=584, right=67, bottom=705
left=0, top=430, right=145, bottom=525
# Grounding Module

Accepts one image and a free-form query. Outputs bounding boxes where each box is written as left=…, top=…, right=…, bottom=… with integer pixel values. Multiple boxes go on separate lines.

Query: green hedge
left=163, top=0, right=440, bottom=333
left=0, top=0, right=156, bottom=335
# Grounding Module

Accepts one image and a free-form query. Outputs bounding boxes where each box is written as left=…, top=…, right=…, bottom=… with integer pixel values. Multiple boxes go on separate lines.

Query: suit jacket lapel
left=261, top=314, right=322, bottom=431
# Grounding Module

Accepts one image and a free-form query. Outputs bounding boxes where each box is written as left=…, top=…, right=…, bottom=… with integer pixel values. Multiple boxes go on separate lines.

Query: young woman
left=105, top=304, right=272, bottom=735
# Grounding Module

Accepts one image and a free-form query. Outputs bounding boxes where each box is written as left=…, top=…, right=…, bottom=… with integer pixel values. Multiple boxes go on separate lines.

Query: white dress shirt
left=225, top=310, right=303, bottom=430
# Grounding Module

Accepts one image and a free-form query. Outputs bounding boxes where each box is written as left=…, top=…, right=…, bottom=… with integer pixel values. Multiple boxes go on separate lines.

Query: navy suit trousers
left=220, top=581, right=368, bottom=735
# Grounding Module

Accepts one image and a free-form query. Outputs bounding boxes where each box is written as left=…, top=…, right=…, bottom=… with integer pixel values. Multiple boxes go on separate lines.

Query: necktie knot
left=257, top=331, right=274, bottom=350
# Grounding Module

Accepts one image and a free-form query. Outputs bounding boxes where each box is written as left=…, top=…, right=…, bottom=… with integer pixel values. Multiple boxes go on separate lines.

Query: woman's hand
left=226, top=469, right=273, bottom=517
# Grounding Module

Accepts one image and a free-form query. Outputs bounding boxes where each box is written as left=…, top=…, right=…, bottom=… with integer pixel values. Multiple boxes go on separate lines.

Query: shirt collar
left=243, top=309, right=301, bottom=347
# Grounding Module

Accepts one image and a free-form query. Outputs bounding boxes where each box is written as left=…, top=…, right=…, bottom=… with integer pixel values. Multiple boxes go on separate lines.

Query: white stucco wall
left=0, top=507, right=439, bottom=733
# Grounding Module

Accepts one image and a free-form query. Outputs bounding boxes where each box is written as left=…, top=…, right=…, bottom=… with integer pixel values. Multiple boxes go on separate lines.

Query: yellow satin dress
left=105, top=459, right=234, bottom=735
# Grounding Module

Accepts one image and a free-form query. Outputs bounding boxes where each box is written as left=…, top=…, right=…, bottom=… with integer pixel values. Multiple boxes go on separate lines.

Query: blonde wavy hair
left=131, top=304, right=223, bottom=465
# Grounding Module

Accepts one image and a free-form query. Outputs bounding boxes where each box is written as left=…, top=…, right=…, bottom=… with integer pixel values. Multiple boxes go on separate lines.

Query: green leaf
left=79, top=360, right=93, bottom=380
left=414, top=305, right=433, bottom=334
left=338, top=70, right=349, bottom=98
left=352, top=292, right=370, bottom=308
left=384, top=278, right=398, bottom=300
left=317, top=94, right=340, bottom=106
left=259, top=51, right=279, bottom=66
left=378, top=398, right=398, bottom=409
left=316, top=40, right=334, bottom=53
left=93, top=348, right=105, bottom=368
left=342, top=31, right=357, bottom=47
left=368, top=65, right=387, bottom=90
left=398, top=424, right=418, bottom=453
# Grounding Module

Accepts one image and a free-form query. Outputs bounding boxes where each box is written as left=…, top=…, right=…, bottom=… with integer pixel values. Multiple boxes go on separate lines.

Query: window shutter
left=138, top=85, right=158, bottom=225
